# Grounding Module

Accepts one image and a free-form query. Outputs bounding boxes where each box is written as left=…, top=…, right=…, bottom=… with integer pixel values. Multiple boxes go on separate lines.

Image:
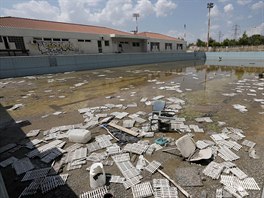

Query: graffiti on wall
left=34, top=41, right=75, bottom=55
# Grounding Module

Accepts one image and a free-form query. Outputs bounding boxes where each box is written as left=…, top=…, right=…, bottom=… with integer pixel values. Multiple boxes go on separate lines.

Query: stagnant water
left=0, top=60, right=263, bottom=197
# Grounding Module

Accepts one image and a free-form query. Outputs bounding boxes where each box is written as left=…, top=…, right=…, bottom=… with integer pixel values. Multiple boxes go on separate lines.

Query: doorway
left=97, top=41, right=102, bottom=53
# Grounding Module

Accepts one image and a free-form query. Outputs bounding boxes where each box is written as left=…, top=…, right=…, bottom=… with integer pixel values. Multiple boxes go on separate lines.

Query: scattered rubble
left=0, top=68, right=263, bottom=198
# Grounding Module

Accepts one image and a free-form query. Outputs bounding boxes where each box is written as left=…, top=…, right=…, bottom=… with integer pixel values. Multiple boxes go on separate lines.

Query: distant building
left=0, top=17, right=186, bottom=56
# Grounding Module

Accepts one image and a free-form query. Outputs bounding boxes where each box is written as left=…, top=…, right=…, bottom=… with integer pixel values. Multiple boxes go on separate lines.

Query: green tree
left=250, top=34, right=264, bottom=45
left=196, top=39, right=206, bottom=47
left=222, top=38, right=230, bottom=46
left=238, top=32, right=249, bottom=46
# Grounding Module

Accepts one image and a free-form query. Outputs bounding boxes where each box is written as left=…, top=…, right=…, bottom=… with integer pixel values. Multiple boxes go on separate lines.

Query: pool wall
left=205, top=52, right=264, bottom=61
left=0, top=52, right=205, bottom=78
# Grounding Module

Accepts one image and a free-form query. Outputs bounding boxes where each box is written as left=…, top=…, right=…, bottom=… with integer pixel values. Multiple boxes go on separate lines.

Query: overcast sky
left=1, top=0, right=263, bottom=43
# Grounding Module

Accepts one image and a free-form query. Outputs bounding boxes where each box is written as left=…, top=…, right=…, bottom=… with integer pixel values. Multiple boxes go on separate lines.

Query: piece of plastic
left=155, top=137, right=168, bottom=146
left=90, top=163, right=106, bottom=189
left=68, top=129, right=91, bottom=143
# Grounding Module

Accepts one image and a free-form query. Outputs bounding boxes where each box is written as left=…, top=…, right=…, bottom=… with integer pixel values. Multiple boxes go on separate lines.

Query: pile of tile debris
left=1, top=75, right=263, bottom=197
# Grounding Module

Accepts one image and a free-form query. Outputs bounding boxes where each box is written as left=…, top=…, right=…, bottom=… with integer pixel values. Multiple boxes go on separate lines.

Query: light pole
left=133, top=13, right=140, bottom=34
left=207, top=2, right=214, bottom=51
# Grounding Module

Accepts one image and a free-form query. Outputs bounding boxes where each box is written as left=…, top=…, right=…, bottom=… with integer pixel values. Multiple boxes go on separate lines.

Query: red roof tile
left=137, top=32, right=181, bottom=41
left=0, top=16, right=132, bottom=36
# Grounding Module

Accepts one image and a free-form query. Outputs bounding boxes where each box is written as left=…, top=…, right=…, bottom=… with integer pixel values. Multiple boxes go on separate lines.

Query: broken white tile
left=25, top=139, right=43, bottom=149
left=112, top=153, right=130, bottom=163
left=233, top=104, right=247, bottom=113
left=71, top=147, right=87, bottom=162
left=218, top=146, right=240, bottom=161
left=196, top=140, right=210, bottom=149
left=203, top=161, right=224, bottom=179
left=0, top=143, right=17, bottom=154
left=222, top=93, right=237, bottom=97
left=74, top=82, right=85, bottom=87
left=13, top=157, right=35, bottom=175
left=53, top=111, right=63, bottom=115
left=145, top=160, right=161, bottom=174
left=106, top=145, right=121, bottom=156
left=152, top=95, right=165, bottom=100
left=123, top=175, right=142, bottom=189
left=189, top=125, right=204, bottom=133
left=150, top=143, right=163, bottom=151
left=195, top=117, right=213, bottom=123
left=241, top=139, right=256, bottom=148
left=153, top=186, right=178, bottom=198
left=111, top=112, right=129, bottom=119
left=8, top=104, right=24, bottom=111
left=132, top=182, right=153, bottom=198
left=19, top=178, right=44, bottom=197
left=230, top=167, right=248, bottom=180
left=0, top=156, right=18, bottom=167
left=140, top=97, right=148, bottom=103
left=22, top=167, right=51, bottom=181
left=110, top=175, right=125, bottom=183
left=79, top=186, right=108, bottom=198
left=145, top=101, right=152, bottom=106
left=127, top=103, right=137, bottom=108
left=123, top=120, right=135, bottom=128
left=26, top=129, right=40, bottom=137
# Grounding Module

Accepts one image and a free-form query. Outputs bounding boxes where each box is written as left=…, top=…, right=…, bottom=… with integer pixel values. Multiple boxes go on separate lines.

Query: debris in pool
left=233, top=104, right=248, bottom=113
left=8, top=103, right=24, bottom=111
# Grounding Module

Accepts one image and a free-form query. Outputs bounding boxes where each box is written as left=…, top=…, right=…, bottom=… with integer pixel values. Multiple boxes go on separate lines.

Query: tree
left=222, top=38, right=230, bottom=46
left=250, top=34, right=264, bottom=45
left=238, top=32, right=249, bottom=46
left=196, top=39, right=206, bottom=47
left=228, top=39, right=237, bottom=46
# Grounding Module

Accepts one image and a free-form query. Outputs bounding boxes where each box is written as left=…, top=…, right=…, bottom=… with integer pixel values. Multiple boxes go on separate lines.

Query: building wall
left=1, top=27, right=186, bottom=55
left=111, top=38, right=146, bottom=53
left=147, top=38, right=187, bottom=52
left=1, top=28, right=113, bottom=55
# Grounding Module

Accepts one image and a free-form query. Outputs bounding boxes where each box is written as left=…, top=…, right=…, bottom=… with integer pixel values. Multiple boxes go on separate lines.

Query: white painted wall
left=147, top=38, right=187, bottom=52
left=1, top=27, right=186, bottom=55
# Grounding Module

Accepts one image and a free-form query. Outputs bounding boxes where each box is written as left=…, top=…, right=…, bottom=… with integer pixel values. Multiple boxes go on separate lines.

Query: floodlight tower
left=184, top=24, right=187, bottom=40
left=207, top=2, right=214, bottom=51
left=133, top=13, right=140, bottom=34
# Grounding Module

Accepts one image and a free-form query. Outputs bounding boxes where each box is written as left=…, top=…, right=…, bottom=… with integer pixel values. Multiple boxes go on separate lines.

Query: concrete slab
left=175, top=167, right=203, bottom=187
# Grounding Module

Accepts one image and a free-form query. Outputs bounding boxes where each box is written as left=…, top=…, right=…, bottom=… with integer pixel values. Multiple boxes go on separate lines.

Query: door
left=97, top=41, right=102, bottom=53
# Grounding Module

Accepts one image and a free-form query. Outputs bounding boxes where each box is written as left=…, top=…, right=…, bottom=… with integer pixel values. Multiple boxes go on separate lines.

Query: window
left=43, top=38, right=52, bottom=41
left=120, top=41, right=129, bottom=44
left=8, top=36, right=25, bottom=49
left=132, top=42, right=140, bottom=47
left=33, top=37, right=42, bottom=41
left=165, top=43, right=172, bottom=50
left=104, top=40, right=110, bottom=46
left=150, top=42, right=160, bottom=51
left=85, top=40, right=91, bottom=42
left=62, top=38, right=69, bottom=41
left=0, top=36, right=3, bottom=42
left=177, top=44, right=183, bottom=50
left=78, top=39, right=85, bottom=42
left=53, top=38, right=61, bottom=41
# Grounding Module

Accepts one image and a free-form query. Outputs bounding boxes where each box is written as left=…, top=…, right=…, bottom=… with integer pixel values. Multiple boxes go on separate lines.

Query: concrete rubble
left=0, top=69, right=263, bottom=198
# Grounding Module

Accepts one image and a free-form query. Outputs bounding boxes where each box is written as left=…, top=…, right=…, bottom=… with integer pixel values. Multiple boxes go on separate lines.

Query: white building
left=0, top=17, right=186, bottom=56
